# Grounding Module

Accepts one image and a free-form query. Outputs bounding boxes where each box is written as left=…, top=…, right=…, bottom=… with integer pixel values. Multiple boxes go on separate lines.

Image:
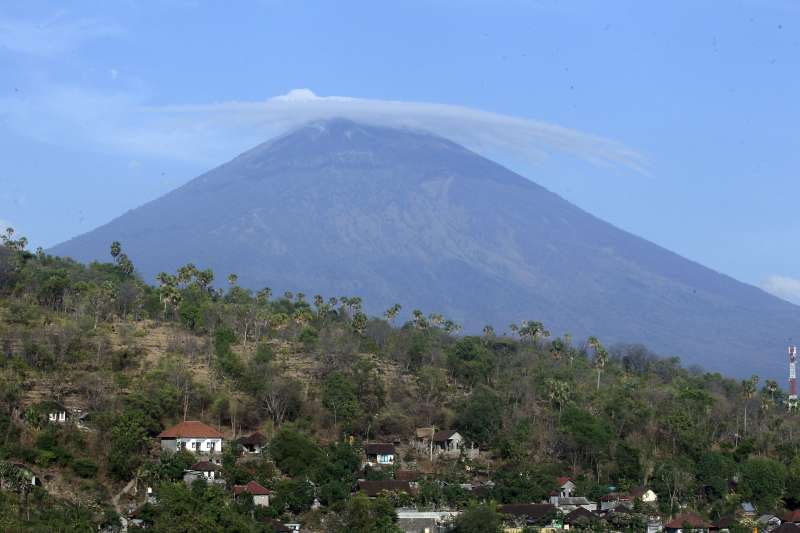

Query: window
left=192, top=441, right=200, bottom=451
left=209, top=441, right=216, bottom=451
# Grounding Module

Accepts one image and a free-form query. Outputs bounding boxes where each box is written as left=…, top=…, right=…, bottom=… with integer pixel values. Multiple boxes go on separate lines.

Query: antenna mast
left=790, top=345, right=798, bottom=409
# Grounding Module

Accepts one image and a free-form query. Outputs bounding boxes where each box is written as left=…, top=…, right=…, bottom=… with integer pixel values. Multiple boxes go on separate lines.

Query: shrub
left=72, top=458, right=99, bottom=478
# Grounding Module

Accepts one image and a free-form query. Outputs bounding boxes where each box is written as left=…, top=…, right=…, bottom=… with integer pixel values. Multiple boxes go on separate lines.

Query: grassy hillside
left=2, top=231, right=800, bottom=532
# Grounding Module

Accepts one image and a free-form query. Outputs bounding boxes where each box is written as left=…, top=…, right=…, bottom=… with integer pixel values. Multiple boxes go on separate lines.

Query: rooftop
left=233, top=480, right=270, bottom=496
left=157, top=421, right=223, bottom=439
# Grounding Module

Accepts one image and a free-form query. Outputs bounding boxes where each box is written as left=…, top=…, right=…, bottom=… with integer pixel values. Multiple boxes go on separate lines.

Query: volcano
left=51, top=118, right=796, bottom=377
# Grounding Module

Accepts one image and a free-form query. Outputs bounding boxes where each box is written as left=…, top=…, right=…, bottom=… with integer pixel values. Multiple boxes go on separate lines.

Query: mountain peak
left=50, top=123, right=800, bottom=379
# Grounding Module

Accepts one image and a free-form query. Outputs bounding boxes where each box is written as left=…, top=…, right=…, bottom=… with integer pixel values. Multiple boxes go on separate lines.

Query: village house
left=664, top=512, right=711, bottom=533
left=629, top=486, right=658, bottom=504
left=395, top=510, right=459, bottom=533
left=757, top=514, right=782, bottom=530
left=364, top=442, right=396, bottom=465
left=564, top=507, right=598, bottom=529
left=395, top=470, right=420, bottom=482
left=233, top=480, right=271, bottom=507
left=236, top=432, right=266, bottom=454
left=157, top=421, right=223, bottom=455
left=497, top=503, right=557, bottom=528
left=183, top=461, right=223, bottom=485
left=557, top=477, right=576, bottom=498
left=27, top=400, right=69, bottom=424
left=432, top=430, right=465, bottom=457
left=357, top=479, right=414, bottom=498
left=413, top=428, right=478, bottom=459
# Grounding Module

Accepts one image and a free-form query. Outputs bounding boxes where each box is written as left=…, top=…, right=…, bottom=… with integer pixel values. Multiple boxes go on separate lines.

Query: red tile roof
left=233, top=480, right=271, bottom=496
left=664, top=512, right=710, bottom=528
left=157, top=421, right=223, bottom=439
left=785, top=509, right=800, bottom=523
left=557, top=476, right=572, bottom=486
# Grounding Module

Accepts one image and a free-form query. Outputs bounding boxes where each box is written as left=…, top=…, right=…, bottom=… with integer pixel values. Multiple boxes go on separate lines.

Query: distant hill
left=51, top=118, right=796, bottom=378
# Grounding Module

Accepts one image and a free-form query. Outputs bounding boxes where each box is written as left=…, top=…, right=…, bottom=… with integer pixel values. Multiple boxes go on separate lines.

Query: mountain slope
left=51, top=118, right=796, bottom=378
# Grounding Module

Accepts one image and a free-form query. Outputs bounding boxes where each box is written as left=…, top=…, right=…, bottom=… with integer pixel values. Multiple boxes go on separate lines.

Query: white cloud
left=762, top=275, right=800, bottom=304
left=0, top=87, right=648, bottom=174
left=0, top=11, right=121, bottom=56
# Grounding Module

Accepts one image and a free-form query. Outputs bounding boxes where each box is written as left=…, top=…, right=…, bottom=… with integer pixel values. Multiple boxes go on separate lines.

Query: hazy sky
left=1, top=1, right=799, bottom=302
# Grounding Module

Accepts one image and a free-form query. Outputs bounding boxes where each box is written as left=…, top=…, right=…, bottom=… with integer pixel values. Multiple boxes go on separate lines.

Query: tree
left=108, top=412, right=150, bottom=481
left=110, top=241, right=122, bottom=260
left=588, top=337, right=608, bottom=390
left=336, top=494, right=402, bottom=533
left=453, top=504, right=502, bottom=533
left=740, top=457, right=786, bottom=511
left=546, top=378, right=570, bottom=415
left=270, top=427, right=323, bottom=478
left=518, top=320, right=550, bottom=345
left=383, top=304, right=402, bottom=324
left=447, top=336, right=495, bottom=387
left=742, top=375, right=758, bottom=434
left=323, top=373, right=362, bottom=428
left=457, top=386, right=503, bottom=448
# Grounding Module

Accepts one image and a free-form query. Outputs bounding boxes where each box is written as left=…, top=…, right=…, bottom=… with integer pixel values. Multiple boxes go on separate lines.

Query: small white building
left=158, top=421, right=223, bottom=454
left=184, top=461, right=223, bottom=485
left=234, top=480, right=271, bottom=507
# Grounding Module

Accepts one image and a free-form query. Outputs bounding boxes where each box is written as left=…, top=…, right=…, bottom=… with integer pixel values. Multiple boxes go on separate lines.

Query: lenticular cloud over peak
left=152, top=88, right=648, bottom=173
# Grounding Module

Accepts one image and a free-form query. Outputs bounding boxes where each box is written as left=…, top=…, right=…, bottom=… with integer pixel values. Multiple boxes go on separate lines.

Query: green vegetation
left=2, top=229, right=800, bottom=531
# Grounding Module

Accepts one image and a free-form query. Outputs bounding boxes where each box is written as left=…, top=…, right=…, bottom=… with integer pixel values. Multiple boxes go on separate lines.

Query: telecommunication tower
left=790, top=345, right=798, bottom=408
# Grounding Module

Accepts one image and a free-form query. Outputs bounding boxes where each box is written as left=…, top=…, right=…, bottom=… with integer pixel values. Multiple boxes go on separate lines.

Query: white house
left=234, top=480, right=271, bottom=507
left=364, top=443, right=396, bottom=465
left=158, top=421, right=223, bottom=454
left=557, top=477, right=576, bottom=498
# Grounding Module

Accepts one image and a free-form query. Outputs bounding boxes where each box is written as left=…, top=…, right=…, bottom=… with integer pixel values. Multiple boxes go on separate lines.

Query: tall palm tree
left=383, top=304, right=402, bottom=324
left=587, top=337, right=607, bottom=390
left=550, top=337, right=565, bottom=362
left=742, top=375, right=759, bottom=434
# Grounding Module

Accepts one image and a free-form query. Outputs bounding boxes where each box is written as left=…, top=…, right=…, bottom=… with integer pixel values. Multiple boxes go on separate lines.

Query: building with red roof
left=233, top=480, right=271, bottom=507
left=664, top=512, right=710, bottom=532
left=157, top=421, right=223, bottom=455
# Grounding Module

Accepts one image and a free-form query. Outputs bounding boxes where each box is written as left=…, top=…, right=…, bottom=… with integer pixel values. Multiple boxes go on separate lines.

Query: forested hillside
left=2, top=228, right=800, bottom=533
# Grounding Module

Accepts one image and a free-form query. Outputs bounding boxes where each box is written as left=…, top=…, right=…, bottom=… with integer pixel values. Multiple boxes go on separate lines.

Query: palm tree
left=383, top=304, right=402, bottom=324
left=742, top=375, right=758, bottom=434
left=765, top=379, right=778, bottom=402
left=587, top=337, right=607, bottom=390
left=550, top=337, right=565, bottom=362
left=482, top=325, right=495, bottom=338
left=547, top=378, right=570, bottom=416
left=227, top=273, right=238, bottom=287
left=110, top=241, right=121, bottom=260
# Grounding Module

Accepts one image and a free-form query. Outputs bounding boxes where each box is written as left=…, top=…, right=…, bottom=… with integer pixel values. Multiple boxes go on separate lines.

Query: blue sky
left=1, top=0, right=799, bottom=302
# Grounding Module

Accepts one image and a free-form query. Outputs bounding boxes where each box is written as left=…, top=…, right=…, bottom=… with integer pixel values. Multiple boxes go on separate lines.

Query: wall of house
left=176, top=437, right=223, bottom=453
left=253, top=494, right=270, bottom=507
